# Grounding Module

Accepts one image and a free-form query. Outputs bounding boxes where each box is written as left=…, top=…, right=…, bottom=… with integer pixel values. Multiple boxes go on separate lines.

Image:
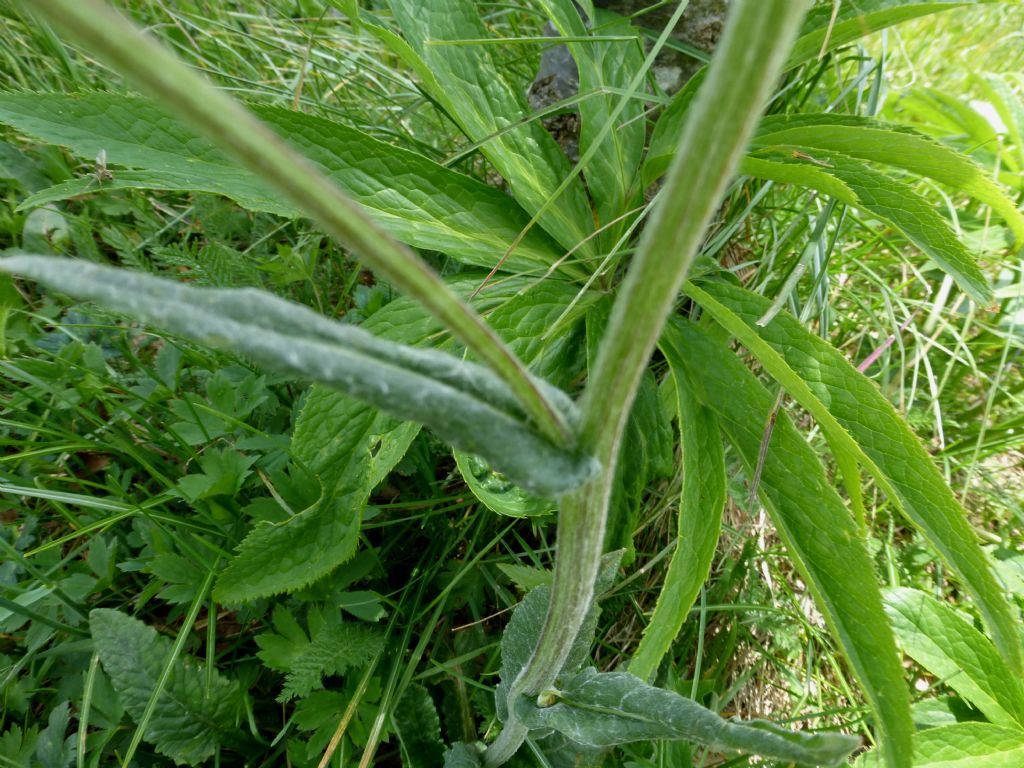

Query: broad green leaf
left=742, top=148, right=992, bottom=303
left=534, top=1, right=645, bottom=233
left=663, top=318, right=913, bottom=768
left=0, top=257, right=596, bottom=502
left=643, top=69, right=704, bottom=187
left=383, top=0, right=596, bottom=257
left=855, top=723, right=1024, bottom=768
left=516, top=667, right=859, bottom=765
left=454, top=451, right=556, bottom=518
left=89, top=608, right=243, bottom=765
left=884, top=587, right=1024, bottom=729
left=696, top=281, right=1022, bottom=675
left=753, top=114, right=1024, bottom=243
left=393, top=684, right=446, bottom=768
left=452, top=277, right=593, bottom=516
left=444, top=743, right=483, bottom=768
left=252, top=276, right=580, bottom=598
left=497, top=552, right=624, bottom=724
left=629, top=373, right=725, bottom=682
left=788, top=1, right=988, bottom=68
left=0, top=94, right=566, bottom=276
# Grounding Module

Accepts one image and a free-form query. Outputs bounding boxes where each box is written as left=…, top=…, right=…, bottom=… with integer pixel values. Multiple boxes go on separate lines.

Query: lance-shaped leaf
left=662, top=318, right=913, bottom=768
left=533, top=0, right=645, bottom=234
left=753, top=114, right=1024, bottom=244
left=629, top=372, right=725, bottom=682
left=741, top=149, right=992, bottom=303
left=381, top=0, right=596, bottom=257
left=515, top=667, right=858, bottom=765
left=0, top=256, right=596, bottom=498
left=884, top=587, right=1024, bottom=729
left=693, top=280, right=1022, bottom=676
left=0, top=94, right=568, bottom=277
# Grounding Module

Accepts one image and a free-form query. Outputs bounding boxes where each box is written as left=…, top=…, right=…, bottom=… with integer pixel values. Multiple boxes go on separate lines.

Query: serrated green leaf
left=629, top=373, right=725, bottom=682
left=383, top=0, right=596, bottom=257
left=788, top=1, right=988, bottom=68
left=884, top=588, right=1024, bottom=729
left=854, top=723, right=1024, bottom=768
left=0, top=94, right=566, bottom=276
left=89, top=608, right=243, bottom=765
left=743, top=148, right=992, bottom=303
left=279, top=618, right=385, bottom=702
left=34, top=701, right=74, bottom=768
left=0, top=257, right=596, bottom=503
left=695, top=281, right=1022, bottom=676
left=393, top=684, right=445, bottom=768
left=517, top=667, right=858, bottom=765
left=752, top=114, right=1024, bottom=243
left=662, top=318, right=913, bottom=768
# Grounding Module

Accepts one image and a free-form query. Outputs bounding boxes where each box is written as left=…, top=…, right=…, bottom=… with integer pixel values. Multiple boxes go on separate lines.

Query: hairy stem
left=484, top=1, right=808, bottom=764
left=25, top=0, right=571, bottom=446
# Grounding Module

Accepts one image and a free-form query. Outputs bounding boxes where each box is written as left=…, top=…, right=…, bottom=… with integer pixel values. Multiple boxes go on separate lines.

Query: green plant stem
left=23, top=0, right=571, bottom=446
left=483, top=1, right=807, bottom=764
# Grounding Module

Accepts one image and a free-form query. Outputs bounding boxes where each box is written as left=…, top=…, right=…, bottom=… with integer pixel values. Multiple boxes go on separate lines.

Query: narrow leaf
left=0, top=94, right=566, bottom=276
left=383, top=0, right=596, bottom=256
left=753, top=114, right=1024, bottom=243
left=1, top=257, right=596, bottom=499
left=89, top=609, right=242, bottom=765
left=744, top=148, right=992, bottom=303
left=517, top=667, right=859, bottom=765
left=884, top=587, right=1024, bottom=729
left=663, top=318, right=913, bottom=768
left=629, top=373, right=725, bottom=682
left=697, top=281, right=1023, bottom=675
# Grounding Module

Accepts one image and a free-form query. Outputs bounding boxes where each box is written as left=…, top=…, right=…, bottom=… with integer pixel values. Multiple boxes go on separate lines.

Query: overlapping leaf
left=90, top=609, right=243, bottom=765
left=662, top=318, right=913, bottom=768
left=0, top=94, right=566, bottom=275
left=534, top=0, right=645, bottom=234
left=0, top=257, right=595, bottom=502
left=382, top=0, right=596, bottom=258
left=693, top=280, right=1022, bottom=676
left=884, top=587, right=1024, bottom=729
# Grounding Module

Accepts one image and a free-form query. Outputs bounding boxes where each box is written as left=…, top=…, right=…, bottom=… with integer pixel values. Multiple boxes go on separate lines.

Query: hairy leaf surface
left=0, top=257, right=594, bottom=503
left=89, top=609, right=243, bottom=765
left=516, top=667, right=858, bottom=764
left=662, top=318, right=912, bottom=768
left=0, top=94, right=564, bottom=275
